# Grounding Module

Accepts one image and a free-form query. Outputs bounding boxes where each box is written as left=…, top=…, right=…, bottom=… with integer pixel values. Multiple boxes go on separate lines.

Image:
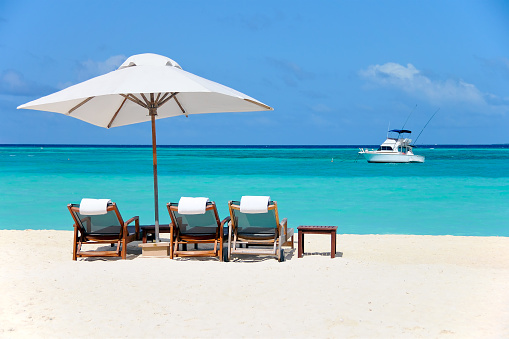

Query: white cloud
left=359, top=62, right=488, bottom=106
left=2, top=70, right=25, bottom=88
left=76, top=55, right=126, bottom=81
left=311, top=103, right=332, bottom=112
left=0, top=69, right=55, bottom=96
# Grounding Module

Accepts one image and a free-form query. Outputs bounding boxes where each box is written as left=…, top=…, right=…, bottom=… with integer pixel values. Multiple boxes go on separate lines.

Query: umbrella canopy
left=18, top=53, right=273, bottom=242
left=18, top=53, right=272, bottom=127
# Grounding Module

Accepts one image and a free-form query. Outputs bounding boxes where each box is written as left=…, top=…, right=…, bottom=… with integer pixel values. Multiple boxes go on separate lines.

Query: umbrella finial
left=118, top=53, right=182, bottom=70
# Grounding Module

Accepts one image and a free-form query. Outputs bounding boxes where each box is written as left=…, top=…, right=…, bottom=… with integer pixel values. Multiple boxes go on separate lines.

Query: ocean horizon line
left=1, top=143, right=509, bottom=149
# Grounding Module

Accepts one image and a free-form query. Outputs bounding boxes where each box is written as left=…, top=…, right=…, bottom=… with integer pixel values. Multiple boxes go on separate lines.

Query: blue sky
left=1, top=0, right=509, bottom=145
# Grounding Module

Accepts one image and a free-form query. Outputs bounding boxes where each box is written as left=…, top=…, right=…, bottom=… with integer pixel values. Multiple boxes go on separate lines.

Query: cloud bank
left=0, top=69, right=56, bottom=96
left=359, top=62, right=509, bottom=114
left=76, top=55, right=126, bottom=81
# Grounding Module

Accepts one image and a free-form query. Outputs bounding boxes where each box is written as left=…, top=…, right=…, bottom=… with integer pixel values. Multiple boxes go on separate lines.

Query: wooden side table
left=297, top=226, right=337, bottom=258
left=141, top=224, right=173, bottom=243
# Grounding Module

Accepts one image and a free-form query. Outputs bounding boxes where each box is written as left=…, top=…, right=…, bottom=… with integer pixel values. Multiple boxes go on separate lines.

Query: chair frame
left=68, top=203, right=140, bottom=260
left=227, top=200, right=290, bottom=262
left=167, top=202, right=229, bottom=261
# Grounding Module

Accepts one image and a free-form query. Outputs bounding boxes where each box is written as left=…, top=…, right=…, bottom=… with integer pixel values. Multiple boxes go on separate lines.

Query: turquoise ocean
left=1, top=145, right=508, bottom=236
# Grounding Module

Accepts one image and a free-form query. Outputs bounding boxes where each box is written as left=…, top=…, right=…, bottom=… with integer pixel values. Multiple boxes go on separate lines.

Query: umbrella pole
left=150, top=113, right=160, bottom=242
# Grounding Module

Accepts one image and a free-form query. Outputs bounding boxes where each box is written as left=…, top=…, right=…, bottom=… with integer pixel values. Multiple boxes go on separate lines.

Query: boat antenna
left=387, top=121, right=390, bottom=138
left=401, top=104, right=417, bottom=130
left=413, top=107, right=440, bottom=145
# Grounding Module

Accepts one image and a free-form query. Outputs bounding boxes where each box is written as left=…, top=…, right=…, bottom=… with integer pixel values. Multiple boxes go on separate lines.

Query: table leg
left=331, top=231, right=336, bottom=258
left=298, top=231, right=304, bottom=258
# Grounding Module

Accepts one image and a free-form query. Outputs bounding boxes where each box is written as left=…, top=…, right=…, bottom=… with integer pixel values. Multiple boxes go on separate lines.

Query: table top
left=297, top=225, right=337, bottom=231
left=140, top=224, right=173, bottom=230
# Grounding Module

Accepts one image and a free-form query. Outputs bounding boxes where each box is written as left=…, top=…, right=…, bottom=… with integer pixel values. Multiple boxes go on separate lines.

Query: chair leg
left=173, top=240, right=179, bottom=259
left=169, top=239, right=174, bottom=259
left=121, top=238, right=126, bottom=259
left=273, top=235, right=278, bottom=258
left=219, top=227, right=224, bottom=262
left=72, top=227, right=78, bottom=261
left=277, top=235, right=283, bottom=262
left=216, top=240, right=223, bottom=262
left=227, top=225, right=233, bottom=261
left=169, top=226, right=174, bottom=259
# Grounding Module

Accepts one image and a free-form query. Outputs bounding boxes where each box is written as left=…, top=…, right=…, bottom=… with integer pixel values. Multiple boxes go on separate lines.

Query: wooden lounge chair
left=68, top=202, right=140, bottom=260
left=167, top=200, right=229, bottom=261
left=227, top=198, right=293, bottom=262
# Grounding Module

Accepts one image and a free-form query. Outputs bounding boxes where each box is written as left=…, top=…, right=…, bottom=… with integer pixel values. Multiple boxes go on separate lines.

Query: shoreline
left=2, top=228, right=509, bottom=238
left=1, top=230, right=508, bottom=338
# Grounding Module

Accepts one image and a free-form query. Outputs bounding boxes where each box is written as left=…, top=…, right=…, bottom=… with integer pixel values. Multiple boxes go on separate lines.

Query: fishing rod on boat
left=413, top=107, right=440, bottom=146
left=354, top=151, right=361, bottom=162
left=401, top=104, right=418, bottom=130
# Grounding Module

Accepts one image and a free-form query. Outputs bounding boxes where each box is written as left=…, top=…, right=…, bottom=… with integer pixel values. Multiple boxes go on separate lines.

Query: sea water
left=1, top=145, right=508, bottom=236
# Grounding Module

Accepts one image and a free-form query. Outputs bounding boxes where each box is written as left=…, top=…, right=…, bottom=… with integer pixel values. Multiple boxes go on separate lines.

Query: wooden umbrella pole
left=150, top=110, right=160, bottom=242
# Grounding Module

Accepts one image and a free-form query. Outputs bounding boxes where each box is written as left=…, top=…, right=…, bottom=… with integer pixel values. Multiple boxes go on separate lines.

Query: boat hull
left=362, top=152, right=425, bottom=163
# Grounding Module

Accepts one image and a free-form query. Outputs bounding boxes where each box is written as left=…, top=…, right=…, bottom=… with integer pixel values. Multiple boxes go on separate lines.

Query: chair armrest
left=125, top=216, right=140, bottom=237
left=220, top=216, right=231, bottom=241
left=220, top=216, right=231, bottom=228
left=125, top=216, right=139, bottom=225
left=279, top=217, right=288, bottom=233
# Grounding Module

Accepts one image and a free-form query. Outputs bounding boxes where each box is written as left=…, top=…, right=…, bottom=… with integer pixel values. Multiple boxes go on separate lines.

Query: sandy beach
left=1, top=230, right=508, bottom=338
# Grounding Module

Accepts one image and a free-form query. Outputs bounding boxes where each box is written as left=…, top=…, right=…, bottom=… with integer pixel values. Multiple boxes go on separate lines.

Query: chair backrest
left=228, top=201, right=280, bottom=236
left=68, top=203, right=124, bottom=235
left=167, top=202, right=221, bottom=235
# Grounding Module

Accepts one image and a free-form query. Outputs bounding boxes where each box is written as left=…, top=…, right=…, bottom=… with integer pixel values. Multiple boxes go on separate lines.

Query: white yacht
left=358, top=129, right=425, bottom=163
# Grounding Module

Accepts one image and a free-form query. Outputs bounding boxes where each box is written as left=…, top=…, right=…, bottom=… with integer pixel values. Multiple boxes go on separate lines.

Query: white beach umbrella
left=18, top=53, right=273, bottom=241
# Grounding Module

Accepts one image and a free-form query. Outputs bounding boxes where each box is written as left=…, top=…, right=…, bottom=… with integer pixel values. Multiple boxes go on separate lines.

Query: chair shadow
left=225, top=246, right=297, bottom=263
left=79, top=242, right=142, bottom=262
left=284, top=248, right=296, bottom=260
left=299, top=251, right=343, bottom=258
left=78, top=243, right=309, bottom=262
left=172, top=256, right=222, bottom=262
left=226, top=255, right=280, bottom=263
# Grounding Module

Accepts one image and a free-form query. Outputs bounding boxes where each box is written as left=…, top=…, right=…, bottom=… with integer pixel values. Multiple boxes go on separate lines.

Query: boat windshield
left=377, top=146, right=393, bottom=151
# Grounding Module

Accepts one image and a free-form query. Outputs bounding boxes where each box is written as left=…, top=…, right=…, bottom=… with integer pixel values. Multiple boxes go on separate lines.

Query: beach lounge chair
left=68, top=199, right=140, bottom=260
left=227, top=196, right=293, bottom=262
left=166, top=198, right=229, bottom=261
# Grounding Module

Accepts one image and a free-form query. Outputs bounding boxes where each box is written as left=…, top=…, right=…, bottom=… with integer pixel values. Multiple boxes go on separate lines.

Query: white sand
left=1, top=230, right=508, bottom=338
